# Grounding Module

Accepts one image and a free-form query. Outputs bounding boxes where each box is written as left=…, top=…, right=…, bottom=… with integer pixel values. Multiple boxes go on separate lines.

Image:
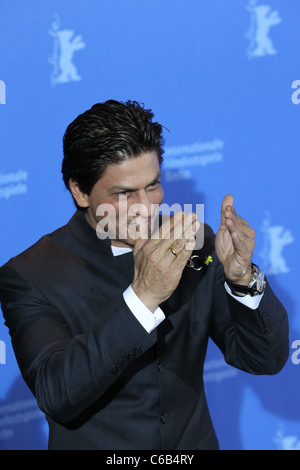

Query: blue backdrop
left=0, top=0, right=299, bottom=450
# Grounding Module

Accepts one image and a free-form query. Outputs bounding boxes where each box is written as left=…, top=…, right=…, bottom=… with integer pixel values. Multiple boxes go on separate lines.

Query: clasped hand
left=132, top=211, right=199, bottom=312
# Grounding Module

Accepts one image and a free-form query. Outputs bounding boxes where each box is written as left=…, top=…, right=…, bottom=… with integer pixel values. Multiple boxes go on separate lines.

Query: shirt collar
left=111, top=245, right=133, bottom=256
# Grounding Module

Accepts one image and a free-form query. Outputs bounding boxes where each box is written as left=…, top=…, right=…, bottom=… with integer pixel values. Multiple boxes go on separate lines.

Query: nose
left=128, top=190, right=152, bottom=219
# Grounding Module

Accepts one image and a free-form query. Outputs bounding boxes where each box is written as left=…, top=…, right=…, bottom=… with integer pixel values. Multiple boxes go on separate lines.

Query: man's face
left=72, top=151, right=164, bottom=248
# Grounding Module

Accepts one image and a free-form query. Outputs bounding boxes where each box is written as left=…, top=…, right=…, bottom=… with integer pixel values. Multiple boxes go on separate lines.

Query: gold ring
left=170, top=246, right=178, bottom=257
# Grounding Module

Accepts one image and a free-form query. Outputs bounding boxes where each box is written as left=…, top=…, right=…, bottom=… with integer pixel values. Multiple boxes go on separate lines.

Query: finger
left=173, top=212, right=197, bottom=241
left=221, top=195, right=255, bottom=241
left=224, top=208, right=255, bottom=240
left=159, top=211, right=184, bottom=239
left=133, top=217, right=149, bottom=254
left=169, top=220, right=200, bottom=264
left=158, top=211, right=195, bottom=246
left=167, top=213, right=199, bottom=256
left=134, top=212, right=185, bottom=260
left=172, top=216, right=200, bottom=249
left=220, top=194, right=234, bottom=226
left=171, top=236, right=197, bottom=267
left=225, top=217, right=255, bottom=258
left=148, top=212, right=180, bottom=244
left=141, top=211, right=199, bottom=263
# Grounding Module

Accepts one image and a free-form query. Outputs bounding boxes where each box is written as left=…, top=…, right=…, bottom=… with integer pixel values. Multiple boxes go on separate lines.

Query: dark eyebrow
left=110, top=172, right=161, bottom=193
left=110, top=185, right=136, bottom=193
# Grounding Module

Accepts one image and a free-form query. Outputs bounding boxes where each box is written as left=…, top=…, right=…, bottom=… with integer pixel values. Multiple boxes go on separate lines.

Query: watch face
left=256, top=270, right=266, bottom=293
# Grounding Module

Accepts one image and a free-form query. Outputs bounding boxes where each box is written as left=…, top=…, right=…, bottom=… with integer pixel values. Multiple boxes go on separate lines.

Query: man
left=0, top=100, right=288, bottom=450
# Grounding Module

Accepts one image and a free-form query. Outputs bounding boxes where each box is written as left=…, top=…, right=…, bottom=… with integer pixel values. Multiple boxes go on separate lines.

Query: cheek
left=91, top=197, right=119, bottom=222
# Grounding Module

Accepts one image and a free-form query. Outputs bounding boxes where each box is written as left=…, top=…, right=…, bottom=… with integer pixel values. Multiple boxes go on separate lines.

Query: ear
left=69, top=179, right=90, bottom=208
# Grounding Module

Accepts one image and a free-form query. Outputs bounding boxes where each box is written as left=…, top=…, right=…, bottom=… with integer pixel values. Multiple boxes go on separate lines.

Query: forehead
left=96, top=151, right=161, bottom=190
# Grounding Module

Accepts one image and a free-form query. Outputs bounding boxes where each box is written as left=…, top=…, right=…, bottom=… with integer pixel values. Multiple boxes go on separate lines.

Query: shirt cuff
left=123, top=286, right=165, bottom=334
left=224, top=282, right=264, bottom=310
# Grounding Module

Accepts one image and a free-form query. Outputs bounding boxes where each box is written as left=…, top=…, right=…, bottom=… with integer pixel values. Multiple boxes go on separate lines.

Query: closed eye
left=147, top=180, right=161, bottom=190
left=118, top=189, right=134, bottom=195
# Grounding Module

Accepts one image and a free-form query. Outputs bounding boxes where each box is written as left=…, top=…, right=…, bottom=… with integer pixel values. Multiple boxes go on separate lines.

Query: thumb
left=220, top=194, right=234, bottom=225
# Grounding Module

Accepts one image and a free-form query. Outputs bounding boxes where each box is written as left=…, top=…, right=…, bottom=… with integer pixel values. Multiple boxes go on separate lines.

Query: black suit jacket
left=0, top=210, right=289, bottom=450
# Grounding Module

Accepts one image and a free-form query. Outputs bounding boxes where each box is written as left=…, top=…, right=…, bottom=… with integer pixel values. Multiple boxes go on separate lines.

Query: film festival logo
left=0, top=80, right=6, bottom=104
left=259, top=212, right=294, bottom=275
left=246, top=0, right=282, bottom=59
left=48, top=14, right=85, bottom=86
left=274, top=425, right=300, bottom=450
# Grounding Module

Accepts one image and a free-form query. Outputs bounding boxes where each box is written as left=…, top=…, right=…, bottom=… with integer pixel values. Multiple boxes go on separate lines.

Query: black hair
left=61, top=99, right=165, bottom=196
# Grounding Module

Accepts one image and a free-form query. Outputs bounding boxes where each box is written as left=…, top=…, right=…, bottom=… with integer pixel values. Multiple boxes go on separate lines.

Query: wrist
left=225, top=264, right=266, bottom=297
left=225, top=264, right=253, bottom=286
left=232, top=268, right=253, bottom=286
left=131, top=282, right=160, bottom=313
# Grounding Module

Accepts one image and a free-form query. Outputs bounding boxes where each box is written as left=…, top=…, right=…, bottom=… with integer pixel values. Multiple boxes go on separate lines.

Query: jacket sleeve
left=209, top=260, right=289, bottom=375
left=0, top=262, right=156, bottom=424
